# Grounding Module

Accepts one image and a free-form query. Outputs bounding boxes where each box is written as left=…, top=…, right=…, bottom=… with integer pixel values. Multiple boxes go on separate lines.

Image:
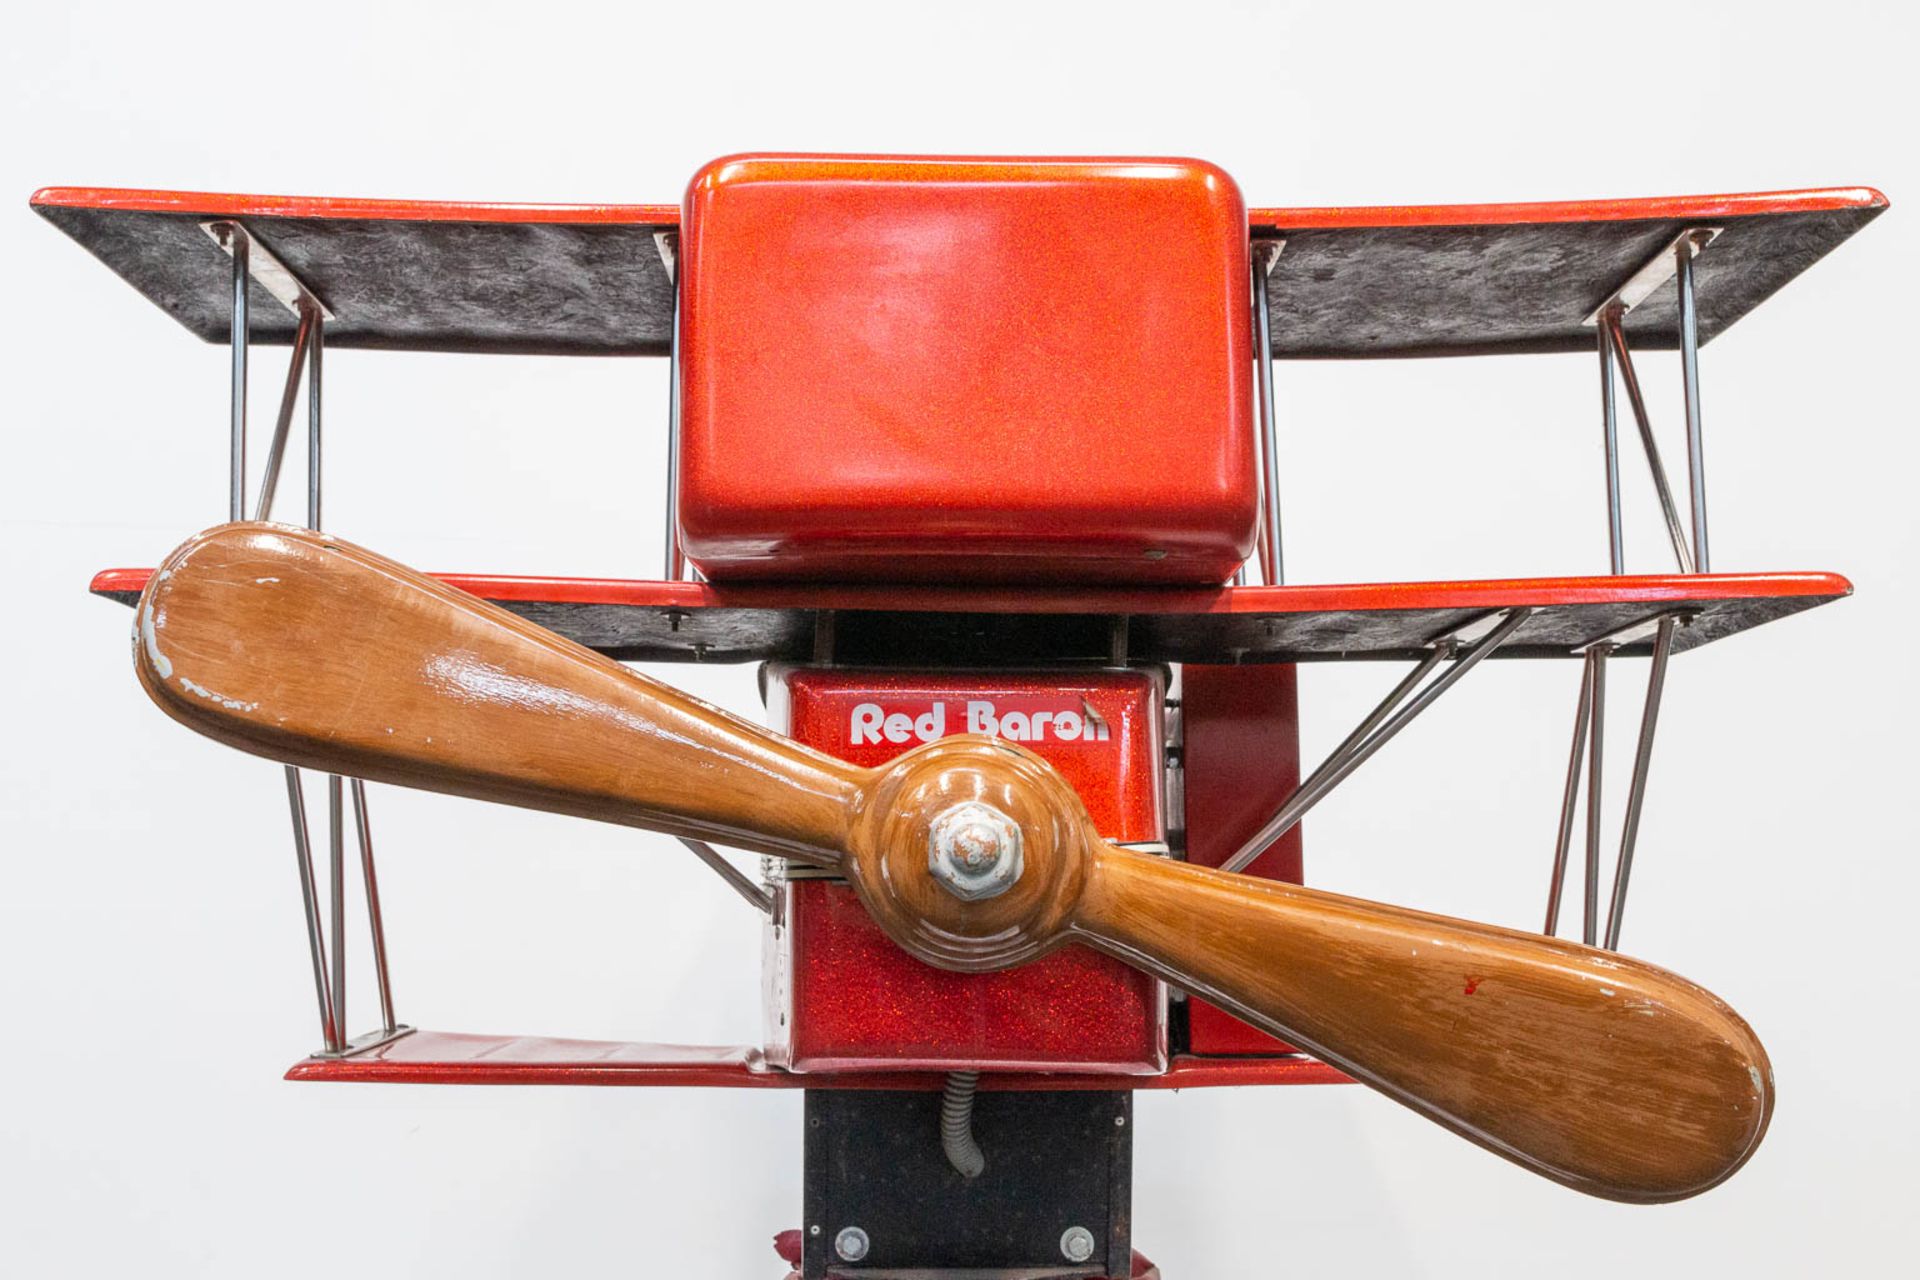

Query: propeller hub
left=927, top=801, right=1024, bottom=901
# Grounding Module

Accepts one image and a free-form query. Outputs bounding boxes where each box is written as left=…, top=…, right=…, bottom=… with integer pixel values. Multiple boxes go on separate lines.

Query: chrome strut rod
left=678, top=838, right=775, bottom=914
left=1676, top=247, right=1710, bottom=572
left=252, top=305, right=316, bottom=522
left=1543, top=654, right=1596, bottom=936
left=1600, top=311, right=1696, bottom=575
left=1250, top=240, right=1285, bottom=585
left=1583, top=646, right=1610, bottom=947
left=1604, top=616, right=1678, bottom=950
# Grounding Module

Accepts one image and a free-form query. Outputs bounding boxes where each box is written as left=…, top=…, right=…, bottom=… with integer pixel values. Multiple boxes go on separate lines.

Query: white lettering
left=855, top=698, right=1108, bottom=746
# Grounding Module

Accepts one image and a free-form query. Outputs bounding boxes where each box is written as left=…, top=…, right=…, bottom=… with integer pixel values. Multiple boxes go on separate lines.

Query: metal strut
left=657, top=230, right=691, bottom=582
left=1601, top=312, right=1695, bottom=575
left=1675, top=245, right=1711, bottom=572
left=1583, top=647, right=1609, bottom=947
left=1604, top=616, right=1677, bottom=949
left=645, top=230, right=766, bottom=912
left=1585, top=227, right=1716, bottom=576
left=214, top=220, right=404, bottom=1056
left=1542, top=653, right=1595, bottom=936
left=1542, top=614, right=1685, bottom=950
left=252, top=306, right=315, bottom=522
left=1596, top=315, right=1625, bottom=575
left=1250, top=240, right=1286, bottom=585
left=1554, top=229, right=1711, bottom=944
left=678, top=838, right=775, bottom=914
left=1221, top=608, right=1533, bottom=874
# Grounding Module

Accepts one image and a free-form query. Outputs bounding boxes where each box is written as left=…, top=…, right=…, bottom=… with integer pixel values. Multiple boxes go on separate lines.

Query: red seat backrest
left=677, top=154, right=1258, bottom=585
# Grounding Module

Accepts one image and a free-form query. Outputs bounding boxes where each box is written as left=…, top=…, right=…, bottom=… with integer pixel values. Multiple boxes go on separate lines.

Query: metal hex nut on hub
left=927, top=801, right=1024, bottom=901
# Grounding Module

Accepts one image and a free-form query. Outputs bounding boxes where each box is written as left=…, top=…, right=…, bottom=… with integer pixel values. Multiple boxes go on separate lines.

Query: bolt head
left=834, top=1226, right=870, bottom=1262
left=927, top=801, right=1024, bottom=901
left=1060, top=1226, right=1096, bottom=1263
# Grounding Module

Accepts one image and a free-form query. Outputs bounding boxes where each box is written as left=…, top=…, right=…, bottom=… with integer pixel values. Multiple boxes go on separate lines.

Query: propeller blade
left=133, top=523, right=865, bottom=864
left=1071, top=847, right=1772, bottom=1202
left=133, top=521, right=1773, bottom=1203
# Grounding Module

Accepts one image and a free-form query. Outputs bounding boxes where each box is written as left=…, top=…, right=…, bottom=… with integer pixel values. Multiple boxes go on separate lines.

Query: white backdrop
left=3, top=3, right=1914, bottom=1275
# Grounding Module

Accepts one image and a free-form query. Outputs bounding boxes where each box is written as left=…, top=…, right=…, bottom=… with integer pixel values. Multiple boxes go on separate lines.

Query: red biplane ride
left=34, top=155, right=1887, bottom=1278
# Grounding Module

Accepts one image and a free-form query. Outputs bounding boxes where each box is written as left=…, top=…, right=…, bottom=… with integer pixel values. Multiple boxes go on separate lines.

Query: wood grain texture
left=1072, top=851, right=1771, bottom=1202
left=133, top=524, right=864, bottom=862
left=132, top=522, right=1774, bottom=1202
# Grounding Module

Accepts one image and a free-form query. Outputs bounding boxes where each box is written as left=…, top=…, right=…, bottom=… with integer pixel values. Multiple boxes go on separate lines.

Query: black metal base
left=801, top=1089, right=1132, bottom=1279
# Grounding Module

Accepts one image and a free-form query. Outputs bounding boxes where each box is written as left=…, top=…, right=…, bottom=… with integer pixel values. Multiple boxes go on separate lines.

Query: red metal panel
left=777, top=669, right=1163, bottom=842
left=768, top=668, right=1167, bottom=1074
left=1181, top=664, right=1304, bottom=1055
left=285, top=1032, right=1349, bottom=1090
left=676, top=154, right=1257, bottom=585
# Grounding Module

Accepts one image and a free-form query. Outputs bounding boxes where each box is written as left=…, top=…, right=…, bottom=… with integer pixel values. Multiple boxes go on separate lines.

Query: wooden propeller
left=133, top=522, right=1772, bottom=1203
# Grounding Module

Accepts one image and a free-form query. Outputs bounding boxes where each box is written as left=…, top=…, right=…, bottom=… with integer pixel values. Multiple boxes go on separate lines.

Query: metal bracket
left=309, top=1024, right=416, bottom=1061
left=1582, top=227, right=1720, bottom=326
left=652, top=228, right=677, bottom=284
left=1576, top=606, right=1697, bottom=654
left=1433, top=609, right=1513, bottom=648
left=203, top=220, right=334, bottom=320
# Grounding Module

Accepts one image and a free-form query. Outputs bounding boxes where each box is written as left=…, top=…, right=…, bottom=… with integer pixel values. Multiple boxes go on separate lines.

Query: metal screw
left=927, top=801, right=1024, bottom=901
left=835, top=1226, right=870, bottom=1262
left=1060, top=1226, right=1095, bottom=1263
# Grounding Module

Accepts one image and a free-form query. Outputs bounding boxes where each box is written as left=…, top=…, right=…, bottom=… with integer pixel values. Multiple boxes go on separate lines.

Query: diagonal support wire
left=252, top=304, right=316, bottom=522
left=1221, top=608, right=1533, bottom=874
